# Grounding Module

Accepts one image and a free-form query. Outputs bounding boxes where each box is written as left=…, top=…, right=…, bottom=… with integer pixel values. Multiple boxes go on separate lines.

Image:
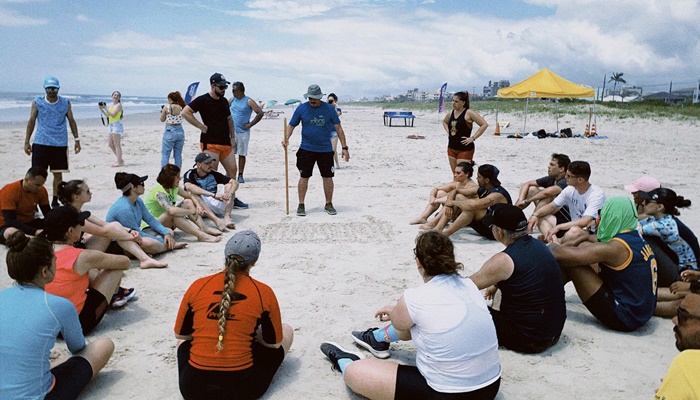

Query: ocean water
left=0, top=91, right=165, bottom=123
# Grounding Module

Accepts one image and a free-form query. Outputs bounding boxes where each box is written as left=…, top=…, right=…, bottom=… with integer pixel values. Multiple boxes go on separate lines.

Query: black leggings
left=177, top=340, right=285, bottom=400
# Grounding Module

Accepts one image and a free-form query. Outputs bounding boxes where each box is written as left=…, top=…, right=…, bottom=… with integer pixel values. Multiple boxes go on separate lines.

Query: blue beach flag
left=438, top=83, right=448, bottom=112
left=185, top=82, right=199, bottom=104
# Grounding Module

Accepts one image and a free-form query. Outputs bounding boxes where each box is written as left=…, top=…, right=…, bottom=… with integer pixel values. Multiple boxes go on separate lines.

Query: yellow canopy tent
left=496, top=68, right=595, bottom=133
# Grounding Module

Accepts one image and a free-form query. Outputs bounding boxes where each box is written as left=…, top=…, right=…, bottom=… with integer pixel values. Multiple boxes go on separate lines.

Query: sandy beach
left=1, top=105, right=698, bottom=399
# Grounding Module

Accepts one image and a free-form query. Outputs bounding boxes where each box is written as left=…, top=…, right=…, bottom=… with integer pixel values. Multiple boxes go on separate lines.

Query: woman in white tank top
left=160, top=91, right=186, bottom=168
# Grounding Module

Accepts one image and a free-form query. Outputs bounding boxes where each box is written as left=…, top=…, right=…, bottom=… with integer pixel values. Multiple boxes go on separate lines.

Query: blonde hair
left=216, top=254, right=248, bottom=351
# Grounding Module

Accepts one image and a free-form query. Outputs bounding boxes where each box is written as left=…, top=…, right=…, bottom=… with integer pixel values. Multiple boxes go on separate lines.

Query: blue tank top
left=500, top=235, right=567, bottom=340
left=34, top=95, right=69, bottom=147
left=600, top=230, right=658, bottom=330
left=229, top=96, right=254, bottom=134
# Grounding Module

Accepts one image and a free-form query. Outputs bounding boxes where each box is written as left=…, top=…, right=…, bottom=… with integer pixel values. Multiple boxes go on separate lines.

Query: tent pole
left=524, top=97, right=529, bottom=132
left=556, top=99, right=559, bottom=133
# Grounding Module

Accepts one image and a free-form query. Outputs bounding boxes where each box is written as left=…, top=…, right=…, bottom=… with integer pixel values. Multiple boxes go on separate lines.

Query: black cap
left=42, top=206, right=91, bottom=240
left=481, top=204, right=528, bottom=232
left=479, top=164, right=501, bottom=186
left=210, top=73, right=230, bottom=86
left=195, top=152, right=214, bottom=164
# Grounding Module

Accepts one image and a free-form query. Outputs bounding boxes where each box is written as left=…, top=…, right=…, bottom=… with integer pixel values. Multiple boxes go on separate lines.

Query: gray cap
left=225, top=230, right=261, bottom=265
left=304, top=84, right=325, bottom=99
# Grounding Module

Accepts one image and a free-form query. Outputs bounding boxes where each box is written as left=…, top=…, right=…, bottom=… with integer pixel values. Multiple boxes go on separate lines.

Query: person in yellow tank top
left=99, top=91, right=124, bottom=167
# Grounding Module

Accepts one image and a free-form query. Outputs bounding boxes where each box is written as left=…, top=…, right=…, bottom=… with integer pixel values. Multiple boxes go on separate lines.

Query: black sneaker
left=351, top=328, right=391, bottom=359
left=110, top=287, right=136, bottom=308
left=320, top=342, right=363, bottom=372
left=325, top=202, right=337, bottom=215
left=296, top=204, right=306, bottom=217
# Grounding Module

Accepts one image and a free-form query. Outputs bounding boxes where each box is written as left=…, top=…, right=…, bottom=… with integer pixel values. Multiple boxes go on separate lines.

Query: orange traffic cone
left=494, top=122, right=500, bottom=136
left=584, top=124, right=590, bottom=137
left=590, top=124, right=596, bottom=137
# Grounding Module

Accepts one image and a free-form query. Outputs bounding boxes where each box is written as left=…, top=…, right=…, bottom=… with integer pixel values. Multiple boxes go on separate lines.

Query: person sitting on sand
left=550, top=197, right=657, bottom=332
left=183, top=152, right=239, bottom=231
left=470, top=204, right=567, bottom=354
left=106, top=172, right=186, bottom=258
left=321, top=231, right=501, bottom=400
left=624, top=176, right=700, bottom=288
left=528, top=161, right=606, bottom=244
left=515, top=153, right=571, bottom=238
left=654, top=293, right=700, bottom=399
left=409, top=161, right=477, bottom=227
left=637, top=188, right=696, bottom=318
left=42, top=206, right=134, bottom=334
left=144, top=164, right=222, bottom=243
left=0, top=231, right=114, bottom=399
left=432, top=164, right=512, bottom=239
left=174, top=230, right=294, bottom=400
left=0, top=166, right=51, bottom=245
left=58, top=179, right=168, bottom=269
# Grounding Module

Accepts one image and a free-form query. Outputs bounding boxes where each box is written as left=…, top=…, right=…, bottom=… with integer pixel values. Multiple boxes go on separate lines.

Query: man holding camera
left=24, top=76, right=81, bottom=208
left=182, top=73, right=247, bottom=209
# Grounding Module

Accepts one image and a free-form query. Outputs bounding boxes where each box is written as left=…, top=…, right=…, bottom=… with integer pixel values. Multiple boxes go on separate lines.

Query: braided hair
left=216, top=254, right=249, bottom=351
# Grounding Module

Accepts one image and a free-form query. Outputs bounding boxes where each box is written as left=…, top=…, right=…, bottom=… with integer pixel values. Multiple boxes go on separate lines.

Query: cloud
left=0, top=5, right=47, bottom=26
left=76, top=14, right=90, bottom=22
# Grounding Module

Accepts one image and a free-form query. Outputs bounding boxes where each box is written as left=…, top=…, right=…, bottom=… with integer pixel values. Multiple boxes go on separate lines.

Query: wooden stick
left=284, top=117, right=289, bottom=215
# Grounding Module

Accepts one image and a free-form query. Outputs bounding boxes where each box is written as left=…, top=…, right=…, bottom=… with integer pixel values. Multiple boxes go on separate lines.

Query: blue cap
left=43, top=76, right=60, bottom=89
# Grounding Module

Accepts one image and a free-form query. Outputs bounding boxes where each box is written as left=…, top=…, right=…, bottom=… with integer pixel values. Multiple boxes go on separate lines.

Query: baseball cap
left=195, top=152, right=214, bottom=164
left=210, top=73, right=230, bottom=86
left=43, top=76, right=60, bottom=89
left=624, top=176, right=660, bottom=193
left=42, top=206, right=90, bottom=241
left=225, top=230, right=261, bottom=265
left=481, top=203, right=528, bottom=232
left=117, top=174, right=148, bottom=193
left=303, top=84, right=325, bottom=99
left=638, top=188, right=677, bottom=206
left=478, top=164, right=501, bottom=186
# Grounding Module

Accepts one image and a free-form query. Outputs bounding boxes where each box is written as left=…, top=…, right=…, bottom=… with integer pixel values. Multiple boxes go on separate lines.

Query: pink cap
left=624, top=175, right=660, bottom=193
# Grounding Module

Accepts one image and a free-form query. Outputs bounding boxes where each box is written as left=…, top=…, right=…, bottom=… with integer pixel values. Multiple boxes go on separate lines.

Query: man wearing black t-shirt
left=515, top=153, right=571, bottom=237
left=182, top=73, right=248, bottom=209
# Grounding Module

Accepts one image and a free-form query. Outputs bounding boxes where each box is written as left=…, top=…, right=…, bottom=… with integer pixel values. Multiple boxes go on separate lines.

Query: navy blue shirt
left=289, top=102, right=341, bottom=152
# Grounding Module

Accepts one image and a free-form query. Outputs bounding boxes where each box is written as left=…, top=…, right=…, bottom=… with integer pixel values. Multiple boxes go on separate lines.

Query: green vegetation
left=363, top=98, right=700, bottom=120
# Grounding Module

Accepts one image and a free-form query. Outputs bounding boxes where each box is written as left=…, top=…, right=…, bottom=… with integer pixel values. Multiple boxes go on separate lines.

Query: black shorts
left=296, top=148, right=334, bottom=178
left=178, top=340, right=285, bottom=400
left=0, top=219, right=45, bottom=245
left=469, top=219, right=496, bottom=240
left=395, top=364, right=500, bottom=400
left=488, top=307, right=560, bottom=354
left=45, top=356, right=93, bottom=400
left=583, top=284, right=633, bottom=332
left=32, top=143, right=69, bottom=172
left=79, top=288, right=108, bottom=335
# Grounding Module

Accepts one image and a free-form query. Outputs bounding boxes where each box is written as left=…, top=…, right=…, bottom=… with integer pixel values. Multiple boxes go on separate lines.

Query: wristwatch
left=342, top=146, right=349, bottom=150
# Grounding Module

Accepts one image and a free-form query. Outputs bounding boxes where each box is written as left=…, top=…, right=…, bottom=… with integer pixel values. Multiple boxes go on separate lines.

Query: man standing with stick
left=282, top=84, right=349, bottom=217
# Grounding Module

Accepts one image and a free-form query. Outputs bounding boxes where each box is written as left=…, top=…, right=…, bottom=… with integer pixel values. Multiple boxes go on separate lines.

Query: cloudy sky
left=1, top=0, right=698, bottom=100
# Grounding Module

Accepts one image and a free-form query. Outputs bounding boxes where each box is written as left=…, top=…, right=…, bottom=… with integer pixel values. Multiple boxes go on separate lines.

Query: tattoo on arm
left=156, top=192, right=171, bottom=210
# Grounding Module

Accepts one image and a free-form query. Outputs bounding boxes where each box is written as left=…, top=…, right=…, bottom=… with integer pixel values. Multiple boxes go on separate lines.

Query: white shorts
left=234, top=130, right=250, bottom=156
left=202, top=194, right=227, bottom=217
left=109, top=121, right=124, bottom=135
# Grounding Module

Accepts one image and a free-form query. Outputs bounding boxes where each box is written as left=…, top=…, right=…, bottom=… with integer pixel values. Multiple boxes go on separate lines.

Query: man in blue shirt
left=282, top=85, right=349, bottom=216
left=24, top=76, right=81, bottom=207
left=229, top=82, right=264, bottom=184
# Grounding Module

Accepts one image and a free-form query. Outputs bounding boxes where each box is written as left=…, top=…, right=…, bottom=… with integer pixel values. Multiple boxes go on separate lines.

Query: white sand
left=1, top=106, right=698, bottom=399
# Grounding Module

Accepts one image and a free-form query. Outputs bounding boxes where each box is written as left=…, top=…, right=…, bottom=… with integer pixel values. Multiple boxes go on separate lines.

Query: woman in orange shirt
left=174, top=230, right=293, bottom=399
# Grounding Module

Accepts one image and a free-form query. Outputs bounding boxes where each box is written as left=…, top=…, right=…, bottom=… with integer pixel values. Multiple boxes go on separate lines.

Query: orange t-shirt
left=0, top=180, right=49, bottom=227
left=174, top=271, right=283, bottom=371
left=45, top=246, right=88, bottom=313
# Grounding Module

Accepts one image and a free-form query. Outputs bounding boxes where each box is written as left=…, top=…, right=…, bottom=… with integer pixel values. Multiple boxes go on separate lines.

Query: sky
left=1, top=0, right=698, bottom=101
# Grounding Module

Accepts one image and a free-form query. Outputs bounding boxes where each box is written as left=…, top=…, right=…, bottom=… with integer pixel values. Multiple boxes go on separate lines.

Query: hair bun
left=5, top=231, right=29, bottom=252
left=676, top=196, right=692, bottom=208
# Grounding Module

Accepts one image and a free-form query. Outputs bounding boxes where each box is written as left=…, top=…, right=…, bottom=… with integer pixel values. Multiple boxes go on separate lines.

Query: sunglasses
left=45, top=87, right=59, bottom=92
left=215, top=85, right=228, bottom=90
left=328, top=99, right=335, bottom=104
left=677, top=306, right=700, bottom=324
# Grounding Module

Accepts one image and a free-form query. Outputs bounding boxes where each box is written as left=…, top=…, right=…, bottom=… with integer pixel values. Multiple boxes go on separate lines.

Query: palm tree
left=609, top=72, right=627, bottom=101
